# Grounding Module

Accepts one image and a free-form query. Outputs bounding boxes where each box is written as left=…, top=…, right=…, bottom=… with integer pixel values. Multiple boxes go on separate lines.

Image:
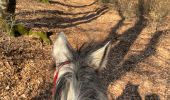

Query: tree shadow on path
left=49, top=0, right=98, bottom=8
left=16, top=6, right=108, bottom=29
left=99, top=0, right=165, bottom=89
left=116, top=82, right=142, bottom=100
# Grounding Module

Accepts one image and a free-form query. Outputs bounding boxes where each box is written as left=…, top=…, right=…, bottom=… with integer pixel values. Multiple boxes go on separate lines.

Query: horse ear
left=86, top=41, right=111, bottom=71
left=52, top=32, right=73, bottom=63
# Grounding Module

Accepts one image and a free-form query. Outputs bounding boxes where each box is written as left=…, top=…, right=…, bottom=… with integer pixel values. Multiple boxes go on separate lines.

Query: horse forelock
left=53, top=60, right=107, bottom=100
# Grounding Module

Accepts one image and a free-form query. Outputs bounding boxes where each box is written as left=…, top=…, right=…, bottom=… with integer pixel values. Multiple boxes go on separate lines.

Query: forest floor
left=0, top=0, right=169, bottom=100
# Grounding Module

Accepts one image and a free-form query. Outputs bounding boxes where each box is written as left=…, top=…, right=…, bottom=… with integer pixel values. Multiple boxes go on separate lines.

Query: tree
left=0, top=0, right=51, bottom=44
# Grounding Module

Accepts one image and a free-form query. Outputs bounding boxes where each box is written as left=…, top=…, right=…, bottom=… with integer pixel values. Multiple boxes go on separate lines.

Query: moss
left=29, top=30, right=51, bottom=44
left=39, top=0, right=50, bottom=3
left=13, top=24, right=30, bottom=36
left=0, top=21, right=51, bottom=44
left=14, top=24, right=51, bottom=44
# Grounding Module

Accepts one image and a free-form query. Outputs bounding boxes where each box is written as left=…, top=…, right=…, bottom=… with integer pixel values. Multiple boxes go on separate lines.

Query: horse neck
left=58, top=64, right=79, bottom=100
left=66, top=76, right=79, bottom=100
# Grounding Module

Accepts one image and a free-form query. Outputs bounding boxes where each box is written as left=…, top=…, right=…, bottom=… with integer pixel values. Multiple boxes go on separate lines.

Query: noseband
left=52, top=61, right=71, bottom=96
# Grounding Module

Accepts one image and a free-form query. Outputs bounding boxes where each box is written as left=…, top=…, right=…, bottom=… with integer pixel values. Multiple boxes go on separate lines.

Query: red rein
left=52, top=61, right=71, bottom=96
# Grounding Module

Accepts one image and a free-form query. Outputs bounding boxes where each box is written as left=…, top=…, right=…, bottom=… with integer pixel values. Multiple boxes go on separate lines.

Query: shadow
left=49, top=0, right=98, bottom=8
left=102, top=22, right=165, bottom=87
left=103, top=8, right=125, bottom=44
left=16, top=6, right=108, bottom=28
left=122, top=30, right=164, bottom=71
left=145, top=93, right=160, bottom=100
left=16, top=9, right=99, bottom=16
left=98, top=0, right=165, bottom=88
left=78, top=5, right=126, bottom=57
left=101, top=2, right=147, bottom=87
left=117, top=82, right=142, bottom=100
left=109, top=0, right=147, bottom=66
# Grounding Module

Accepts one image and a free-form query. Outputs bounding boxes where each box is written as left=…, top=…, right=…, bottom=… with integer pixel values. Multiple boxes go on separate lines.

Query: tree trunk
left=0, top=0, right=16, bottom=35
left=0, top=0, right=51, bottom=44
left=0, top=0, right=16, bottom=20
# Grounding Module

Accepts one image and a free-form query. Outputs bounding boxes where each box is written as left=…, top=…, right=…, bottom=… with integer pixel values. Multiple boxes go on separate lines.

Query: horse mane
left=53, top=60, right=108, bottom=100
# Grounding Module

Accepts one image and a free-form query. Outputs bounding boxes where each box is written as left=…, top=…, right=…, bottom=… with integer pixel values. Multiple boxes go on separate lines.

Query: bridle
left=52, top=61, right=71, bottom=97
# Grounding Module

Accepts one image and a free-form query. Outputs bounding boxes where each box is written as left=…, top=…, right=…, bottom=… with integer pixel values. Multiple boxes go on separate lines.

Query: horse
left=52, top=32, right=111, bottom=100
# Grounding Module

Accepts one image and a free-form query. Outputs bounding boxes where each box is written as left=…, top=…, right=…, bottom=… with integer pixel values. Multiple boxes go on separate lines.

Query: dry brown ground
left=0, top=0, right=169, bottom=100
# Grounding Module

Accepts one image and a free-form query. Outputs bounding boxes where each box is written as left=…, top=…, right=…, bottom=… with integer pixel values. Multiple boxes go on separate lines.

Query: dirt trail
left=0, top=0, right=169, bottom=99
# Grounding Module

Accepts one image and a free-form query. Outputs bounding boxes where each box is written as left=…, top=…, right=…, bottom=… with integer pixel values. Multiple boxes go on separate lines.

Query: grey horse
left=52, top=32, right=111, bottom=100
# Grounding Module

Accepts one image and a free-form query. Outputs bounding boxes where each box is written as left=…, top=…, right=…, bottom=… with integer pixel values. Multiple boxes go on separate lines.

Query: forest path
left=0, top=0, right=169, bottom=99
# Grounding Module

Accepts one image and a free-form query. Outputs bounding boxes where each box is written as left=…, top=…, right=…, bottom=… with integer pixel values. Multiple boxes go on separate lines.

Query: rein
left=52, top=61, right=71, bottom=96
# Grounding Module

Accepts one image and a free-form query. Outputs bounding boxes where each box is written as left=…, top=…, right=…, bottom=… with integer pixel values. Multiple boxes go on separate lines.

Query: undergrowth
left=100, top=0, right=169, bottom=23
